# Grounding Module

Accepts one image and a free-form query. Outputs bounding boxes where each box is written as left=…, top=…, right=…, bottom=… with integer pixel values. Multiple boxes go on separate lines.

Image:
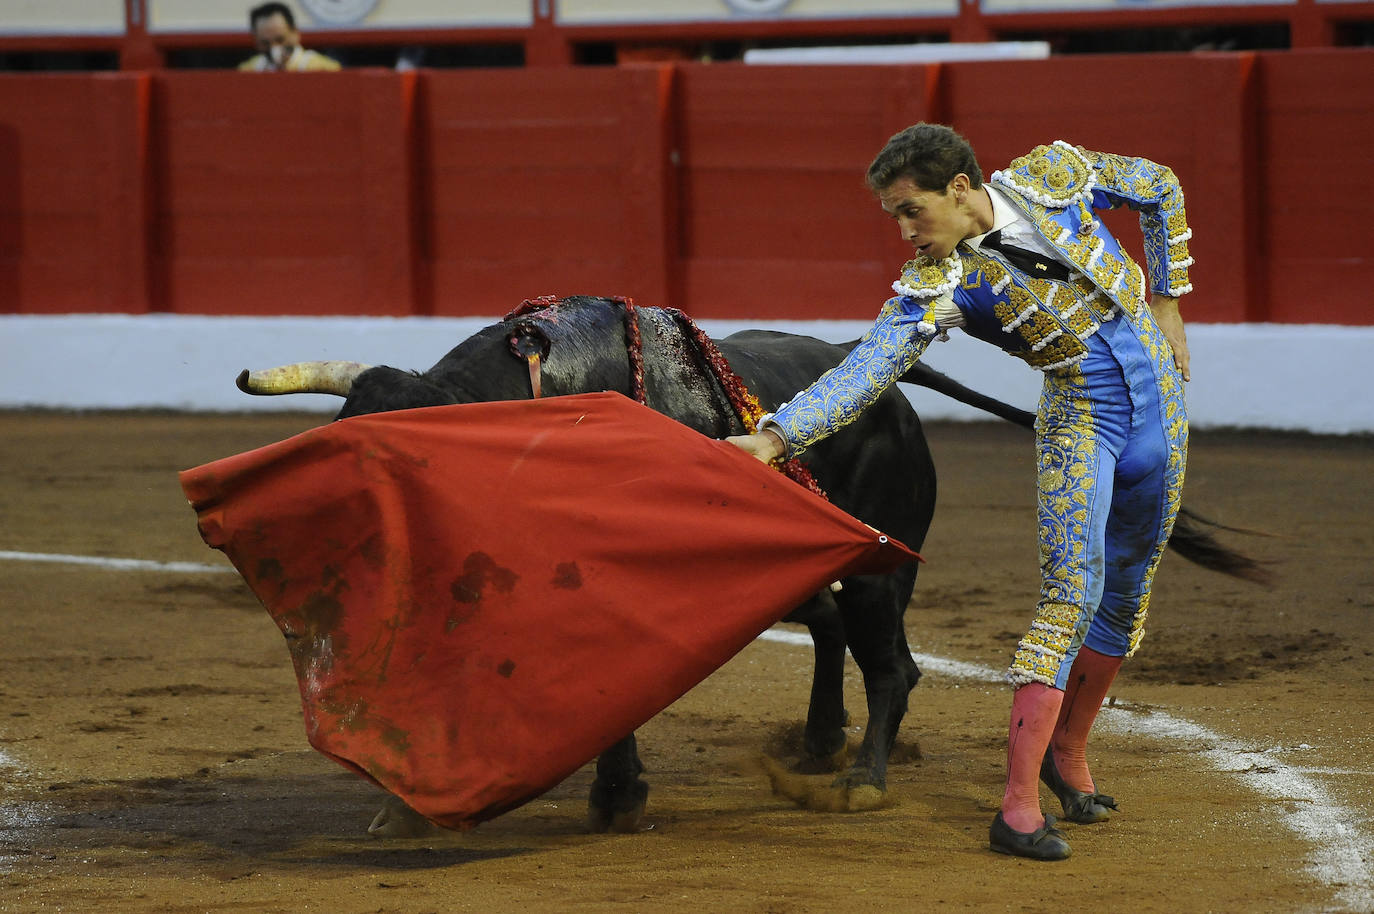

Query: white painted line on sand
left=758, top=627, right=1374, bottom=912
left=1100, top=707, right=1374, bottom=913
left=0, top=550, right=233, bottom=574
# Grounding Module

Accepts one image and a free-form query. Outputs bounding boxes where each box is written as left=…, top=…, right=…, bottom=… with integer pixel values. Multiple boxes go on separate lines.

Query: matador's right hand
left=725, top=429, right=786, bottom=464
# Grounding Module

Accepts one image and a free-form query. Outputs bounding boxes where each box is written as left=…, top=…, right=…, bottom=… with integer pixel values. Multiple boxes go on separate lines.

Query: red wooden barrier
left=1258, top=50, right=1374, bottom=324
left=0, top=52, right=1371, bottom=323
left=420, top=66, right=675, bottom=315
left=943, top=52, right=1263, bottom=324
left=150, top=70, right=416, bottom=316
left=0, top=74, right=153, bottom=314
left=675, top=64, right=938, bottom=320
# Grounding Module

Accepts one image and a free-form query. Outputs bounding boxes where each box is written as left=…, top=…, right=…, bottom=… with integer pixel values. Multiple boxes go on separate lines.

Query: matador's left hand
left=1150, top=294, right=1190, bottom=382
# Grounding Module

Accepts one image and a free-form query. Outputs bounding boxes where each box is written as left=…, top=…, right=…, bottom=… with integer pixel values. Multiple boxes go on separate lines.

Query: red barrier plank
left=675, top=63, right=936, bottom=319
left=151, top=71, right=414, bottom=316
left=0, top=74, right=151, bottom=313
left=944, top=53, right=1257, bottom=323
left=1258, top=50, right=1374, bottom=325
left=422, top=67, right=675, bottom=314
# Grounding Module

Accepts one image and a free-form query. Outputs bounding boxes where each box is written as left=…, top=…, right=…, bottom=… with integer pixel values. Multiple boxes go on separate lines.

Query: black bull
left=239, top=295, right=1264, bottom=832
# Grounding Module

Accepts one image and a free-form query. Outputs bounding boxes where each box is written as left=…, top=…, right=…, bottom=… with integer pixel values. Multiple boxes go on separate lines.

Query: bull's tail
left=902, top=360, right=1037, bottom=428
left=834, top=339, right=1036, bottom=427
left=1166, top=510, right=1274, bottom=586
left=838, top=342, right=1275, bottom=587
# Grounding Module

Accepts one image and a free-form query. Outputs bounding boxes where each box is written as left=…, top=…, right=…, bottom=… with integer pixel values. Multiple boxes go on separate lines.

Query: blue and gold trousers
left=1009, top=312, right=1189, bottom=689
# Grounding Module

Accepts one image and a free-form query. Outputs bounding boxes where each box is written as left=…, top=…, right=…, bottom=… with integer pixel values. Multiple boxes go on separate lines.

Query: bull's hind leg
left=587, top=733, right=648, bottom=833
left=831, top=573, right=921, bottom=803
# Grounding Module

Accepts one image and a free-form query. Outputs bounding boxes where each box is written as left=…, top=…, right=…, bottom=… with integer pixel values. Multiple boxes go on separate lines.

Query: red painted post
left=882, top=64, right=943, bottom=131
left=952, top=0, right=995, bottom=43
left=1188, top=54, right=1264, bottom=321
left=618, top=65, right=680, bottom=308
left=120, top=0, right=163, bottom=70
left=94, top=73, right=157, bottom=313
left=356, top=71, right=422, bottom=316
left=526, top=0, right=573, bottom=66
left=877, top=64, right=945, bottom=268
left=1256, top=50, right=1374, bottom=324
left=1290, top=0, right=1336, bottom=48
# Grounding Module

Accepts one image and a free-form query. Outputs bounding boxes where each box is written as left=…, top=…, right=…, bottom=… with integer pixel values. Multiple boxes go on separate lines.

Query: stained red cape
left=180, top=391, right=917, bottom=829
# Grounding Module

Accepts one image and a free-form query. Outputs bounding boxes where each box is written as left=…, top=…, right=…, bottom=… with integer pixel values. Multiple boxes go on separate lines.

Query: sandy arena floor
left=1, top=411, right=1371, bottom=913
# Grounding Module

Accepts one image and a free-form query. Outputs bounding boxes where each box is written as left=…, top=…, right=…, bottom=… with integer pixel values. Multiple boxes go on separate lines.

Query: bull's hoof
left=587, top=779, right=648, bottom=833
left=793, top=742, right=849, bottom=775
left=829, top=769, right=889, bottom=810
left=368, top=795, right=443, bottom=838
left=844, top=784, right=885, bottom=811
left=587, top=802, right=646, bottom=834
left=761, top=756, right=891, bottom=813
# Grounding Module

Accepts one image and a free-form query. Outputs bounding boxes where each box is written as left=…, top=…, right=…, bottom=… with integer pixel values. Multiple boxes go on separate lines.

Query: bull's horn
left=235, top=361, right=372, bottom=396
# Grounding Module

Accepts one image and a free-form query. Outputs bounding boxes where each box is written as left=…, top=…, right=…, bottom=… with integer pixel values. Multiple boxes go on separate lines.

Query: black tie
left=981, top=229, right=1071, bottom=282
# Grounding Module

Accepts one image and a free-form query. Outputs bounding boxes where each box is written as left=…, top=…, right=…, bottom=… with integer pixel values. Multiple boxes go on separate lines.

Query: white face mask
left=268, top=44, right=296, bottom=66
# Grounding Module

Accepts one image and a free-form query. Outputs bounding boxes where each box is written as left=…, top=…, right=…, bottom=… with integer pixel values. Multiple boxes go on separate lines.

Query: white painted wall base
left=3, top=314, right=1371, bottom=434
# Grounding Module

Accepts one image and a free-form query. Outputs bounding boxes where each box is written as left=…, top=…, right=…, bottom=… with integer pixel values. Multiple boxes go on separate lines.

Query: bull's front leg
left=762, top=576, right=921, bottom=813
left=587, top=733, right=648, bottom=833
left=831, top=576, right=921, bottom=806
left=787, top=596, right=849, bottom=768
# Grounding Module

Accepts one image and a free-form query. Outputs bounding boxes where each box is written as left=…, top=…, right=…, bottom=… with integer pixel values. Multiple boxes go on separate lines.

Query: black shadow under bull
left=237, top=294, right=1265, bottom=835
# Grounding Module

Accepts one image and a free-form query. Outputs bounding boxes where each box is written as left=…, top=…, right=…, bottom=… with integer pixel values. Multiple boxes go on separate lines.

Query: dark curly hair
left=249, top=2, right=296, bottom=30
left=866, top=123, right=983, bottom=193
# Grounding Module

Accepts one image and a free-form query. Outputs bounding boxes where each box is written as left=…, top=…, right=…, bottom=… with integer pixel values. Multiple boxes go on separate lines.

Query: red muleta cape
left=179, top=391, right=917, bottom=830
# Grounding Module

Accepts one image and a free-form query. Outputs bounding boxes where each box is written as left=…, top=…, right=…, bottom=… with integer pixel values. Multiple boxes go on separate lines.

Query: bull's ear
left=335, top=368, right=457, bottom=419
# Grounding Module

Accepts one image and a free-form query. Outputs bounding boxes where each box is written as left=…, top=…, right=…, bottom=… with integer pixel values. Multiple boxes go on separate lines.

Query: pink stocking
left=1001, top=682, right=1063, bottom=833
left=1051, top=646, right=1124, bottom=793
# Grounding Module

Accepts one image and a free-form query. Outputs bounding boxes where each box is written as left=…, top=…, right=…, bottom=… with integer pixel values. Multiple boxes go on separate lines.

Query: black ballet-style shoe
left=989, top=811, right=1072, bottom=860
left=1040, top=751, right=1118, bottom=824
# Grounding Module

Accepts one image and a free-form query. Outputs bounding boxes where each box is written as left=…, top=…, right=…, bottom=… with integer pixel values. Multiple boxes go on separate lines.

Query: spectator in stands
left=239, top=2, right=341, bottom=72
left=727, top=123, right=1194, bottom=861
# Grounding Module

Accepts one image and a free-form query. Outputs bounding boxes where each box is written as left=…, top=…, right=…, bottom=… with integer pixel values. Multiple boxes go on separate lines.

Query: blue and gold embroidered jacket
left=766, top=141, right=1194, bottom=456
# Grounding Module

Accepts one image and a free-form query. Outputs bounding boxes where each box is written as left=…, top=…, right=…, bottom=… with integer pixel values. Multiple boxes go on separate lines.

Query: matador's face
left=879, top=175, right=984, bottom=263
